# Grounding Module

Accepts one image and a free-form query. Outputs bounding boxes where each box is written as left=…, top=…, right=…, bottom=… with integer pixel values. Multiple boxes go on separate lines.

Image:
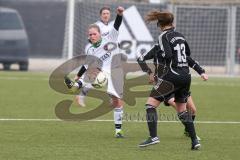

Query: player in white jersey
left=65, top=6, right=125, bottom=138
left=95, top=7, right=112, bottom=37
left=76, top=7, right=113, bottom=107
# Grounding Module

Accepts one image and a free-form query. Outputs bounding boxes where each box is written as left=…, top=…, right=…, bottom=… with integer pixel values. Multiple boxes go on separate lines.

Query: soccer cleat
left=191, top=139, right=201, bottom=150
left=184, top=131, right=201, bottom=141
left=64, top=76, right=74, bottom=89
left=64, top=76, right=81, bottom=93
left=115, top=130, right=124, bottom=138
left=139, top=137, right=160, bottom=147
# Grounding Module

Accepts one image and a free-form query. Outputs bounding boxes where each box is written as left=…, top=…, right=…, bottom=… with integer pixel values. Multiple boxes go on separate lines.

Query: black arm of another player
left=137, top=44, right=161, bottom=75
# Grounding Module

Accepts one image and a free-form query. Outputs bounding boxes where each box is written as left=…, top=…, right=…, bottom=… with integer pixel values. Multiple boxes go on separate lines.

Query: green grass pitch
left=0, top=71, right=240, bottom=160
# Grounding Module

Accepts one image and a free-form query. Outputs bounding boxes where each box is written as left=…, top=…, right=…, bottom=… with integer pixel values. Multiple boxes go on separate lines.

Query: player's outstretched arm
left=137, top=44, right=161, bottom=73
left=187, top=56, right=205, bottom=75
left=113, top=6, right=124, bottom=31
left=137, top=44, right=163, bottom=84
left=187, top=56, right=208, bottom=81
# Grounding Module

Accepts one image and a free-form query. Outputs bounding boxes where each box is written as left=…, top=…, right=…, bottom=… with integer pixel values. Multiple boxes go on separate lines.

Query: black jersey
left=158, top=28, right=191, bottom=75
left=137, top=27, right=205, bottom=103
left=137, top=44, right=205, bottom=78
left=137, top=44, right=166, bottom=78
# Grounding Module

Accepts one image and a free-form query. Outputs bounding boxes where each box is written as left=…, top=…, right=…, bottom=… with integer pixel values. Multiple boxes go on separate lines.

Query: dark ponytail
left=145, top=10, right=174, bottom=27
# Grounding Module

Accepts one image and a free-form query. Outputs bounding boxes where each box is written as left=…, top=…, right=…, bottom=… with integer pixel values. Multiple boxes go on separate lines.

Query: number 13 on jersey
left=174, top=43, right=187, bottom=63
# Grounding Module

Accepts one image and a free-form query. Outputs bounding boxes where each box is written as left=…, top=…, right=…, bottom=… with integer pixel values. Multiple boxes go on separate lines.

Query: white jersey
left=85, top=27, right=124, bottom=98
left=86, top=27, right=120, bottom=74
left=81, top=20, right=114, bottom=91
left=84, top=21, right=112, bottom=54
left=95, top=20, right=113, bottom=37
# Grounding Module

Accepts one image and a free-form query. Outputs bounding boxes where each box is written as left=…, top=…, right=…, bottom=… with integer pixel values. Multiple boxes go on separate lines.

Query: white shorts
left=105, top=68, right=124, bottom=99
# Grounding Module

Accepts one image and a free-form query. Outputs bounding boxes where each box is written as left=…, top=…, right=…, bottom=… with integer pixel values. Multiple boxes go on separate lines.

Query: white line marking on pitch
left=0, top=77, right=240, bottom=87
left=0, top=118, right=240, bottom=124
left=0, top=77, right=48, bottom=81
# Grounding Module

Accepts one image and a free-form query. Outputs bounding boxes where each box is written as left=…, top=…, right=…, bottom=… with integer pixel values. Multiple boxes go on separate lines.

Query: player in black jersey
left=138, top=10, right=203, bottom=150
left=164, top=56, right=208, bottom=140
left=139, top=43, right=208, bottom=141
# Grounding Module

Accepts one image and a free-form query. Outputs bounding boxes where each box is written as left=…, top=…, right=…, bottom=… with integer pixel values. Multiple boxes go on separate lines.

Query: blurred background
left=1, top=1, right=240, bottom=159
left=0, top=0, right=240, bottom=76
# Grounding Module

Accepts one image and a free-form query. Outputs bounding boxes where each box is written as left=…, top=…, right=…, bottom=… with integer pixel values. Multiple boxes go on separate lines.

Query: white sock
left=114, top=106, right=123, bottom=130
left=115, top=129, right=121, bottom=133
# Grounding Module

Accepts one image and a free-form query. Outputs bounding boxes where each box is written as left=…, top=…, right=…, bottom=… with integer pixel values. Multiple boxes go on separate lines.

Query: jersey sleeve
left=187, top=56, right=205, bottom=75
left=137, top=59, right=153, bottom=75
left=185, top=41, right=191, bottom=56
left=137, top=44, right=161, bottom=61
left=136, top=44, right=161, bottom=75
left=106, top=14, right=122, bottom=42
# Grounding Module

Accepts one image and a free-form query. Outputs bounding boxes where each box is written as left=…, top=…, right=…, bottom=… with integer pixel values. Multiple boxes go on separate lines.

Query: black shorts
left=150, top=70, right=191, bottom=103
left=163, top=93, right=175, bottom=106
left=163, top=91, right=192, bottom=106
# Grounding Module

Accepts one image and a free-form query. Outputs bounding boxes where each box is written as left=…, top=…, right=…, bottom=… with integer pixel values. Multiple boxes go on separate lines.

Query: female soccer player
left=137, top=10, right=202, bottom=150
left=65, top=6, right=125, bottom=138
left=164, top=75, right=208, bottom=140
left=76, top=6, right=113, bottom=107
left=140, top=43, right=208, bottom=141
left=139, top=44, right=208, bottom=140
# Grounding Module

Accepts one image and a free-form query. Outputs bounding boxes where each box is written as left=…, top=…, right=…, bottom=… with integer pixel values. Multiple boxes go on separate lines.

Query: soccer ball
left=92, top=71, right=108, bottom=88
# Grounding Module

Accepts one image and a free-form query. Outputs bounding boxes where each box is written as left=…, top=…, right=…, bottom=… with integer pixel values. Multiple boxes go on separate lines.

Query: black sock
left=180, top=120, right=188, bottom=132
left=115, top=124, right=121, bottom=129
left=183, top=115, right=195, bottom=132
left=77, top=81, right=83, bottom=88
left=146, top=105, right=158, bottom=138
left=178, top=111, right=197, bottom=142
left=192, top=115, right=195, bottom=122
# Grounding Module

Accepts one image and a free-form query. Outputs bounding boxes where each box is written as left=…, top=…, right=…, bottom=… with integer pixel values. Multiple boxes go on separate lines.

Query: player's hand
left=148, top=73, right=155, bottom=84
left=201, top=73, right=208, bottom=81
left=116, top=6, right=124, bottom=16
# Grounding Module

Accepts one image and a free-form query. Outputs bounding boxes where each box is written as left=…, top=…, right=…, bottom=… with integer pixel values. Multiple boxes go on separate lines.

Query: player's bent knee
left=146, top=97, right=161, bottom=108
